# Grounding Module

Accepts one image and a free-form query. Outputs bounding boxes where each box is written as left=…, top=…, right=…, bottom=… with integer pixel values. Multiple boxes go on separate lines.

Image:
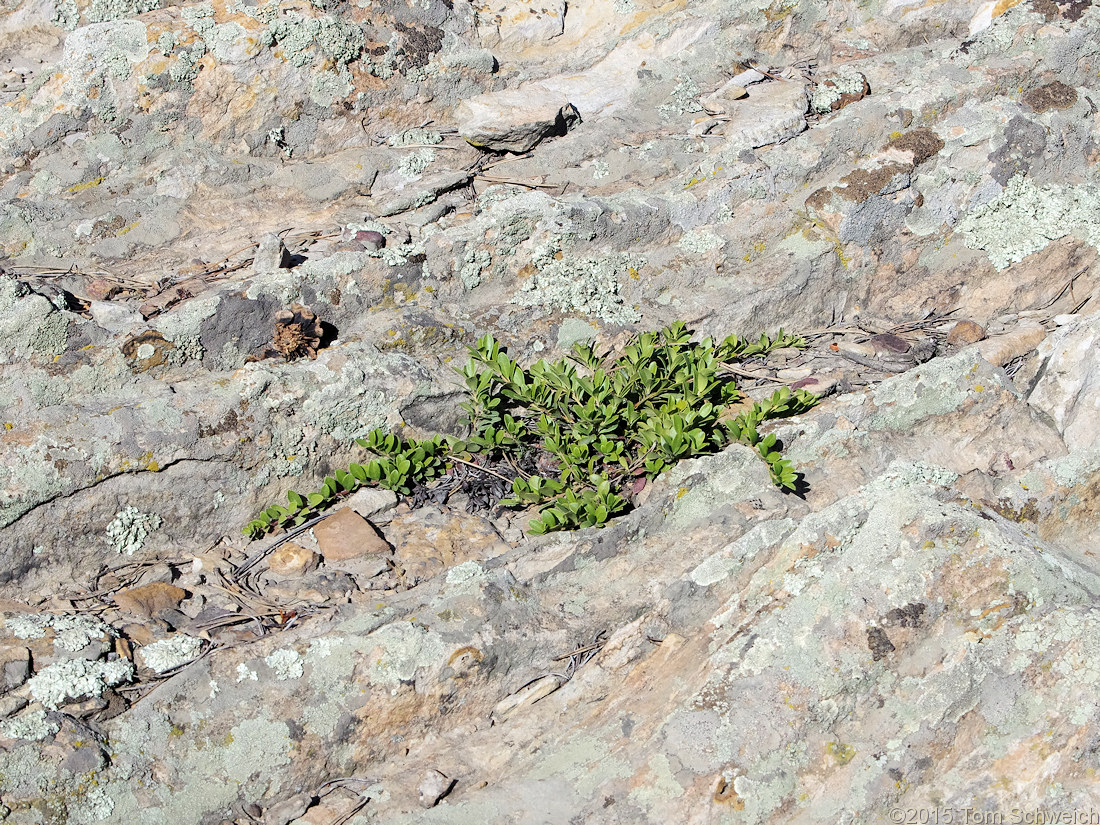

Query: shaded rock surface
left=1, top=0, right=1100, bottom=821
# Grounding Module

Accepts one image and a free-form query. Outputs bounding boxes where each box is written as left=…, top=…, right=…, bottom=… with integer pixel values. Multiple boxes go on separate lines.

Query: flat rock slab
left=710, top=79, right=809, bottom=150
left=383, top=506, right=512, bottom=587
left=312, top=508, right=391, bottom=563
left=1028, top=313, right=1100, bottom=450
left=457, top=89, right=580, bottom=153
left=113, top=583, right=188, bottom=621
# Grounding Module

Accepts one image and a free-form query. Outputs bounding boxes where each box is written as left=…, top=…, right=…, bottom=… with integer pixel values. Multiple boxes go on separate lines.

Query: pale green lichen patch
left=28, top=312, right=69, bottom=357
left=264, top=648, right=304, bottom=680
left=53, top=0, right=79, bottom=28
left=398, top=149, right=436, bottom=178
left=62, top=20, right=151, bottom=92
left=627, top=752, right=686, bottom=809
left=105, top=506, right=162, bottom=555
left=139, top=635, right=202, bottom=673
left=868, top=351, right=1001, bottom=431
left=511, top=252, right=642, bottom=325
left=309, top=67, right=354, bottom=107
left=677, top=229, right=724, bottom=254
left=459, top=247, right=491, bottom=290
left=300, top=370, right=391, bottom=443
left=0, top=709, right=60, bottom=741
left=445, top=560, right=486, bottom=586
left=223, top=716, right=293, bottom=785
left=811, top=67, right=867, bottom=113
left=957, top=174, right=1100, bottom=270
left=691, top=518, right=797, bottom=587
left=266, top=11, right=365, bottom=67
left=366, top=622, right=447, bottom=687
left=6, top=613, right=112, bottom=652
left=524, top=732, right=633, bottom=799
left=658, top=78, right=704, bottom=120
left=86, top=0, right=158, bottom=24
left=388, top=128, right=443, bottom=147
left=304, top=632, right=374, bottom=735
left=662, top=446, right=771, bottom=530
left=28, top=658, right=134, bottom=710
left=1041, top=448, right=1100, bottom=489
left=861, top=460, right=959, bottom=494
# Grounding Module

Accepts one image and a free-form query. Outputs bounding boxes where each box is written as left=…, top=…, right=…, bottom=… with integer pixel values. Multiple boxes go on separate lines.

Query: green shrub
left=243, top=321, right=819, bottom=539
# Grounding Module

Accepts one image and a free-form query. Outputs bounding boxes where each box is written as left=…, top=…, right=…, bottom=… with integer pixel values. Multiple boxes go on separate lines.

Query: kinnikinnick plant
left=243, top=321, right=819, bottom=539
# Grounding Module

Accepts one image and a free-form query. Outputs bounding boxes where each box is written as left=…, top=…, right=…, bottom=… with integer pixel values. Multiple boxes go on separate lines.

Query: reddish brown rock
left=313, top=508, right=392, bottom=563
left=114, top=583, right=188, bottom=620
left=946, top=320, right=987, bottom=346
left=84, top=278, right=123, bottom=301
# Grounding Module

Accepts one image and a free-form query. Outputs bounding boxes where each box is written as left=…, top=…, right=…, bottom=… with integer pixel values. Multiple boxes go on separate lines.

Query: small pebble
left=262, top=792, right=312, bottom=825
left=253, top=233, right=293, bottom=274
left=267, top=543, right=320, bottom=577
left=418, top=769, right=455, bottom=809
left=354, top=230, right=386, bottom=251
left=868, top=333, right=910, bottom=354
left=775, top=367, right=812, bottom=381
left=946, top=320, right=986, bottom=346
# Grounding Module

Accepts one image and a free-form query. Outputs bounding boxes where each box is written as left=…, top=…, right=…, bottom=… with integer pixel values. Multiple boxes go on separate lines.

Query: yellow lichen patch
left=742, top=240, right=767, bottom=262
left=831, top=241, right=851, bottom=269
left=68, top=176, right=105, bottom=194
left=826, top=741, right=856, bottom=765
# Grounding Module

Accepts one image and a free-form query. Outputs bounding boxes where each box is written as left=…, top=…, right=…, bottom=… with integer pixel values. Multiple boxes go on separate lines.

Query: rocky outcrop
left=1, top=0, right=1100, bottom=821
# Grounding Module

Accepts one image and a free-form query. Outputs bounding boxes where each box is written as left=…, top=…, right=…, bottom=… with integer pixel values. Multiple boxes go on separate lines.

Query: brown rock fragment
left=268, top=542, right=321, bottom=577
left=120, top=330, right=176, bottom=371
left=946, top=320, right=987, bottom=346
left=85, top=278, right=123, bottom=301
left=137, top=279, right=204, bottom=319
left=118, top=623, right=158, bottom=647
left=387, top=508, right=511, bottom=587
left=114, top=582, right=188, bottom=620
left=869, top=333, right=910, bottom=354
left=313, top=508, right=392, bottom=562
